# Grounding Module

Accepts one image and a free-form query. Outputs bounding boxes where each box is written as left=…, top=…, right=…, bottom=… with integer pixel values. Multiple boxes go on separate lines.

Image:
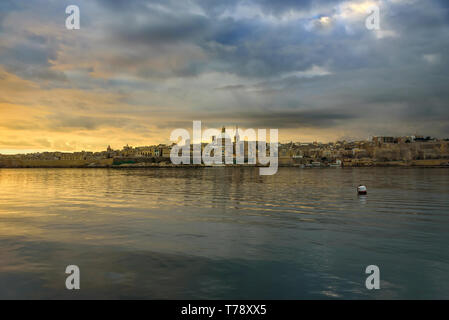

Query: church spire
left=235, top=125, right=240, bottom=143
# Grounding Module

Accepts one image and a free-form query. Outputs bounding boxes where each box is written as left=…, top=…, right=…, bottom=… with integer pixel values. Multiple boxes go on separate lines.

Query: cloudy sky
left=0, top=0, right=448, bottom=153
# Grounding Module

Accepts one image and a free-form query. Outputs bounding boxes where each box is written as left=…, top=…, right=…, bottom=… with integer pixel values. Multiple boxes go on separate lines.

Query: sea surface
left=0, top=167, right=448, bottom=299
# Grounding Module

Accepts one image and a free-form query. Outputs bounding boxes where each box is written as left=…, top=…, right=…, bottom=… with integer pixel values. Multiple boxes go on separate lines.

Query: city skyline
left=0, top=130, right=445, bottom=155
left=1, top=0, right=449, bottom=154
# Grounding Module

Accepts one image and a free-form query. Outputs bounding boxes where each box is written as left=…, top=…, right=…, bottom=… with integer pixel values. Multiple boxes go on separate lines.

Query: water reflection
left=358, top=195, right=368, bottom=205
left=0, top=167, right=449, bottom=299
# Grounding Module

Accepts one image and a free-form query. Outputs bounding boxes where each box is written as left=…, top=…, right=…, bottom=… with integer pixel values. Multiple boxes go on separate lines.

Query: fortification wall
left=0, top=159, right=113, bottom=168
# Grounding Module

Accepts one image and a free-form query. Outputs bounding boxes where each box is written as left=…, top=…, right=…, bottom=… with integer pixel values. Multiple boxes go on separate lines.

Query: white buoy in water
left=357, top=185, right=367, bottom=195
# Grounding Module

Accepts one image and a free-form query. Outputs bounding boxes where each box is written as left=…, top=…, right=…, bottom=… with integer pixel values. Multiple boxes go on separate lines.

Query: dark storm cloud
left=215, top=84, right=247, bottom=91
left=195, top=0, right=340, bottom=17
left=1, top=0, right=449, bottom=139
left=229, top=110, right=356, bottom=129
left=154, top=108, right=356, bottom=130
left=118, top=17, right=209, bottom=45
left=90, top=0, right=334, bottom=78
left=111, top=6, right=210, bottom=46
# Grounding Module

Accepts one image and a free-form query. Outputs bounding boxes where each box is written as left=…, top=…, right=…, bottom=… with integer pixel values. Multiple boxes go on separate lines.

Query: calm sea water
left=0, top=167, right=448, bottom=299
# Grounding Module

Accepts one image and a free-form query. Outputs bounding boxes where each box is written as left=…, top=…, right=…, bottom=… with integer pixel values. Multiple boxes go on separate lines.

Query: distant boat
left=330, top=160, right=342, bottom=167
left=329, top=163, right=341, bottom=167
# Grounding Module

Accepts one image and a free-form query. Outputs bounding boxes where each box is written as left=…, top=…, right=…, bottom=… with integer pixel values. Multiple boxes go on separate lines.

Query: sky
left=0, top=0, right=448, bottom=153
